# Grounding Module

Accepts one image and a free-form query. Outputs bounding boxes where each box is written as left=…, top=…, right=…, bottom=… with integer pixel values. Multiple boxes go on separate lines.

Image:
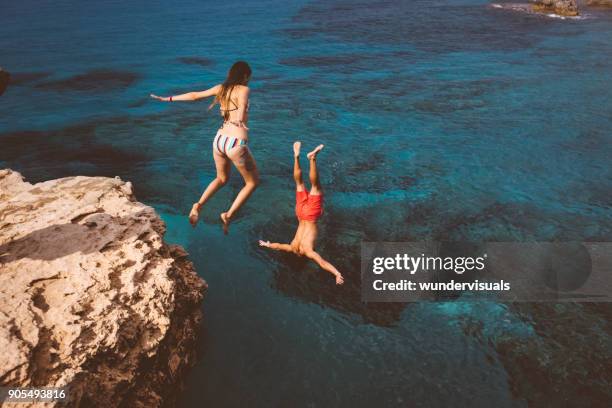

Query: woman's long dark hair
left=210, top=61, right=251, bottom=121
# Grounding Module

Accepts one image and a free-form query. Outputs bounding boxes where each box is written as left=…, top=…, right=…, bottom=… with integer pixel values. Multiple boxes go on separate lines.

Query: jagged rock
left=0, top=169, right=207, bottom=407
left=587, top=0, right=612, bottom=7
left=0, top=68, right=10, bottom=96
left=531, top=0, right=580, bottom=15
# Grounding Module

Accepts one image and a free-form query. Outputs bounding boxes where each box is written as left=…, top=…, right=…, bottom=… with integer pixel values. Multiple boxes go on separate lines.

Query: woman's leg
left=221, top=146, right=260, bottom=233
left=189, top=151, right=231, bottom=226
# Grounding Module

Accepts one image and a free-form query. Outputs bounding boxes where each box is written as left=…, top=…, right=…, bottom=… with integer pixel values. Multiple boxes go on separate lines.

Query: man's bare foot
left=259, top=240, right=271, bottom=248
left=307, top=144, right=324, bottom=161
left=189, top=203, right=201, bottom=227
left=335, top=273, right=344, bottom=285
left=220, top=212, right=231, bottom=235
left=293, top=141, right=301, bottom=157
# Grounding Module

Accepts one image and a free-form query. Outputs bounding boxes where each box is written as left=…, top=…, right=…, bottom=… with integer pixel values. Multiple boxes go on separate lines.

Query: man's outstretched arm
left=304, top=250, right=344, bottom=285
left=259, top=240, right=294, bottom=253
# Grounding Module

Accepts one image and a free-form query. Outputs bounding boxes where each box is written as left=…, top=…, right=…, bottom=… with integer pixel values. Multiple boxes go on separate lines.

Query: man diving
left=259, top=142, right=344, bottom=285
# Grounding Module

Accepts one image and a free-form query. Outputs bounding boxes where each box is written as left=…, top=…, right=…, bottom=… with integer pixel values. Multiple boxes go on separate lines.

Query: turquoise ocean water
left=2, top=0, right=612, bottom=406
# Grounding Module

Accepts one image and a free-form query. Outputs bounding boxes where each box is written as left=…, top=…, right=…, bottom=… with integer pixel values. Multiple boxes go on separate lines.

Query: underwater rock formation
left=35, top=69, right=139, bottom=92
left=0, top=170, right=207, bottom=407
left=495, top=303, right=612, bottom=406
left=0, top=67, right=10, bottom=96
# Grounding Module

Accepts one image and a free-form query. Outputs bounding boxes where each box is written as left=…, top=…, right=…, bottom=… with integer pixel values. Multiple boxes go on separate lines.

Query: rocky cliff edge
left=0, top=169, right=206, bottom=407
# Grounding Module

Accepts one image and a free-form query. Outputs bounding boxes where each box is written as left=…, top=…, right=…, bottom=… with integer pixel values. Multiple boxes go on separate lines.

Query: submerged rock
left=531, top=0, right=580, bottom=16
left=0, top=170, right=207, bottom=407
left=494, top=303, right=612, bottom=406
left=177, top=57, right=215, bottom=67
left=36, top=69, right=140, bottom=92
left=0, top=67, right=10, bottom=96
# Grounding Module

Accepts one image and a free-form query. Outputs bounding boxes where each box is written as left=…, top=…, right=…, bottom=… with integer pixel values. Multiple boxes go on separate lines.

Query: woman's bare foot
left=307, top=144, right=324, bottom=160
left=189, top=203, right=201, bottom=227
left=220, top=212, right=231, bottom=235
left=293, top=141, right=301, bottom=157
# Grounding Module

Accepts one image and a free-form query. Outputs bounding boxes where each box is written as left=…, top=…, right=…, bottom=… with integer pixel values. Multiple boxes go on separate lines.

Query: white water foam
left=489, top=3, right=589, bottom=20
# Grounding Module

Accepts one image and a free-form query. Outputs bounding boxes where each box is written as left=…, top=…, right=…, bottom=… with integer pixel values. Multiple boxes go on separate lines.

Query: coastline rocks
left=531, top=0, right=579, bottom=15
left=0, top=67, right=10, bottom=96
left=490, top=1, right=581, bottom=16
left=0, top=170, right=207, bottom=407
left=587, top=0, right=612, bottom=6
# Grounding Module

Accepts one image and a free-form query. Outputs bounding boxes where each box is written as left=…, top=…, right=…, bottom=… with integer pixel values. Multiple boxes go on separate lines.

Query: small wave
left=544, top=12, right=588, bottom=20
left=489, top=3, right=531, bottom=13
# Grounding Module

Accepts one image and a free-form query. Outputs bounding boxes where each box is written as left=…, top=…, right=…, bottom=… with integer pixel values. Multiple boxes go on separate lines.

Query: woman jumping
left=151, top=61, right=259, bottom=234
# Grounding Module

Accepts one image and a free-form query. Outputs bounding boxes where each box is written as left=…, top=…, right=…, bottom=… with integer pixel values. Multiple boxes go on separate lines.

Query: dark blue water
left=2, top=0, right=612, bottom=406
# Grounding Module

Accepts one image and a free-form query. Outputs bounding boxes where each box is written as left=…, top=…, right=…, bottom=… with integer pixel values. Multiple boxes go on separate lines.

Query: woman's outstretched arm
left=151, top=84, right=220, bottom=102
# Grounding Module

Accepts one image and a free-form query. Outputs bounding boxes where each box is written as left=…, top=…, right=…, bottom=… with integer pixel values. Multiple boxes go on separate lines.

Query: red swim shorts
left=295, top=190, right=323, bottom=222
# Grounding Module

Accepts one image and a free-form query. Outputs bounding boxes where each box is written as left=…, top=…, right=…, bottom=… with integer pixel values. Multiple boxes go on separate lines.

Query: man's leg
left=307, top=144, right=324, bottom=195
left=294, top=141, right=305, bottom=191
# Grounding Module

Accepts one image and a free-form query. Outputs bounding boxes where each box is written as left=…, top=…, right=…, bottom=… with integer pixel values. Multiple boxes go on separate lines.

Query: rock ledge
left=531, top=0, right=580, bottom=15
left=0, top=170, right=206, bottom=407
